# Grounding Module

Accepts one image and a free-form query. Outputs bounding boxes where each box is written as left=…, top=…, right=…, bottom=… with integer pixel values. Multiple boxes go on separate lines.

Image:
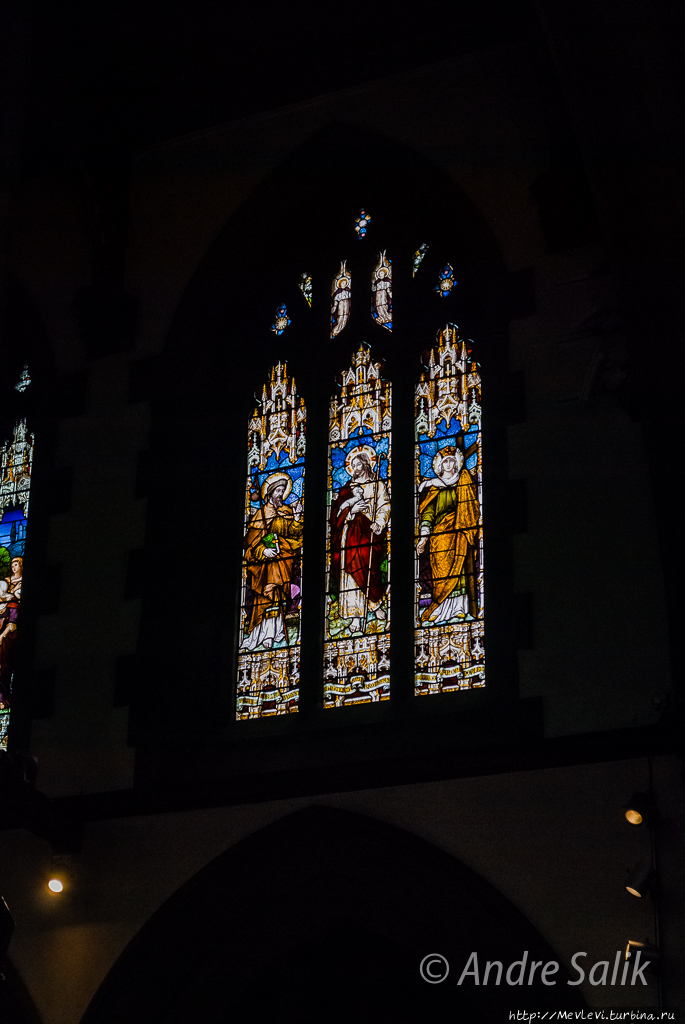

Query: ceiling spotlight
left=625, top=940, right=660, bottom=972
left=46, top=852, right=72, bottom=895
left=624, top=792, right=654, bottom=826
left=625, top=864, right=656, bottom=898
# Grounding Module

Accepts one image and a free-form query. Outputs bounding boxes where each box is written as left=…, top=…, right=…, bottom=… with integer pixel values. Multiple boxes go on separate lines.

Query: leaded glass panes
left=0, top=419, right=33, bottom=749
left=435, top=263, right=456, bottom=297
left=354, top=209, right=371, bottom=240
left=298, top=273, right=313, bottom=307
left=412, top=243, right=429, bottom=277
left=331, top=261, right=351, bottom=337
left=236, top=363, right=306, bottom=719
left=271, top=304, right=291, bottom=335
left=371, top=251, right=392, bottom=331
left=324, top=345, right=391, bottom=707
left=414, top=325, right=484, bottom=696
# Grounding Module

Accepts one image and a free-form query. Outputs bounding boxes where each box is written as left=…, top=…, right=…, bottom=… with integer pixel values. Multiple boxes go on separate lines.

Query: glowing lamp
left=47, top=851, right=72, bottom=895
left=625, top=940, right=660, bottom=972
left=624, top=792, right=653, bottom=826
left=625, top=864, right=656, bottom=898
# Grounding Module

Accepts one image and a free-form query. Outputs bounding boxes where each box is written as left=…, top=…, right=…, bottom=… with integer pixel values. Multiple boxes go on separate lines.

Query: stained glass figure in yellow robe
left=416, top=447, right=480, bottom=623
left=243, top=473, right=304, bottom=651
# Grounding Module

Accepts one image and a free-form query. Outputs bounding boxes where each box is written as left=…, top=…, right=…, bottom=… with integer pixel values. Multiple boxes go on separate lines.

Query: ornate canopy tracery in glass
left=324, top=345, right=391, bottom=707
left=236, top=363, right=306, bottom=719
left=414, top=325, right=485, bottom=696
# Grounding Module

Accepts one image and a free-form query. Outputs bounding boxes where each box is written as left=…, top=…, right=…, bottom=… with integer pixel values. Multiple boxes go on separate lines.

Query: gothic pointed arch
left=133, top=121, right=519, bottom=763
left=79, top=806, right=585, bottom=1024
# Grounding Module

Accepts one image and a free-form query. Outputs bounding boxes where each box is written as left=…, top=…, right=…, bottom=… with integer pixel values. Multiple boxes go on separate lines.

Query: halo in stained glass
left=371, top=251, right=392, bottom=331
left=324, top=345, right=391, bottom=708
left=331, top=261, right=351, bottom=338
left=236, top=363, right=306, bottom=720
left=414, top=324, right=484, bottom=698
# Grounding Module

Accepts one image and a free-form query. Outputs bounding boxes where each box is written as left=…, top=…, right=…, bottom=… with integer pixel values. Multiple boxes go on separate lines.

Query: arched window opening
left=236, top=233, right=487, bottom=715
left=0, top=409, right=33, bottom=748
left=415, top=325, right=485, bottom=695
left=236, top=363, right=306, bottom=720
left=324, top=345, right=392, bottom=708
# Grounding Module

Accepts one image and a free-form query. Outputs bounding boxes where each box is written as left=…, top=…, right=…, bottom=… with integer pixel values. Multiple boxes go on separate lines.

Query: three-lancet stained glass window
left=324, top=345, right=391, bottom=707
left=0, top=419, right=33, bottom=749
left=236, top=363, right=306, bottom=719
left=414, top=325, right=485, bottom=695
left=237, top=229, right=487, bottom=717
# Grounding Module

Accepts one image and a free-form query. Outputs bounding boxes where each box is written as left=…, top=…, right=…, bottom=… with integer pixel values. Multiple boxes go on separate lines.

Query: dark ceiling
left=24, top=0, right=534, bottom=169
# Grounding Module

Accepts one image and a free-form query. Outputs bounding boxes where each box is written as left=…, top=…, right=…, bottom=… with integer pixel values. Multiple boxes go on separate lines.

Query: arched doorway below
left=82, top=806, right=585, bottom=1024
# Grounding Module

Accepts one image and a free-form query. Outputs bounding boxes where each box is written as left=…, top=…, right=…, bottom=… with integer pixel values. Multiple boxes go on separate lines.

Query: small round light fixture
left=46, top=852, right=72, bottom=895
left=625, top=864, right=656, bottom=898
left=625, top=940, right=660, bottom=972
left=624, top=792, right=653, bottom=826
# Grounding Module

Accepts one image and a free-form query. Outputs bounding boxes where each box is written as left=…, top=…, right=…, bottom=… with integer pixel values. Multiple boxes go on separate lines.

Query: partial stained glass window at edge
left=0, top=420, right=33, bottom=749
left=415, top=325, right=484, bottom=696
left=236, top=363, right=306, bottom=719
left=324, top=345, right=391, bottom=708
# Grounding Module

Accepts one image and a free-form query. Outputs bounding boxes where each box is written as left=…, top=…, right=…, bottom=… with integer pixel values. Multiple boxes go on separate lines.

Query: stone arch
left=132, top=121, right=520, bottom=746
left=80, top=805, right=584, bottom=1024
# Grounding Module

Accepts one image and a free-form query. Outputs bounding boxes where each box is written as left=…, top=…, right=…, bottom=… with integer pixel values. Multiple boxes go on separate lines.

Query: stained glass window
left=324, top=345, right=391, bottom=707
left=412, top=243, right=429, bottom=277
left=331, top=261, right=351, bottom=338
left=298, top=273, right=313, bottom=307
left=236, top=363, right=306, bottom=719
left=0, top=419, right=33, bottom=749
left=354, top=208, right=371, bottom=240
left=14, top=366, right=31, bottom=393
left=271, top=304, right=291, bottom=335
left=414, top=325, right=484, bottom=696
left=371, top=251, right=392, bottom=331
left=435, top=263, right=456, bottom=298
